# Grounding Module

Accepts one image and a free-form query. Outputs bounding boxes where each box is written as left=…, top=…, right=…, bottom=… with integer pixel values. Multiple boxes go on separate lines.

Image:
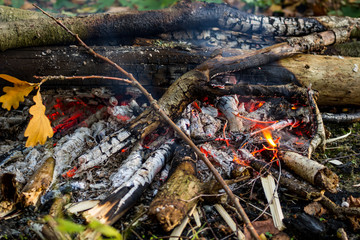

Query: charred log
left=322, top=111, right=360, bottom=123
left=0, top=2, right=326, bottom=51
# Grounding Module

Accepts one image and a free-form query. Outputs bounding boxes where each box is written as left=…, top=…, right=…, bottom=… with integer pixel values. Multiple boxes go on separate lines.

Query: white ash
left=197, top=142, right=235, bottom=181
left=159, top=163, right=171, bottom=182
left=91, top=87, right=113, bottom=99
left=89, top=183, right=108, bottom=190
left=176, top=118, right=190, bottom=137
left=200, top=113, right=222, bottom=138
left=0, top=147, right=43, bottom=182
left=182, top=103, right=221, bottom=139
left=110, top=143, right=144, bottom=188
left=107, top=99, right=143, bottom=124
left=201, top=105, right=218, bottom=118
left=75, top=129, right=134, bottom=174
left=0, top=149, right=23, bottom=169
left=53, top=127, right=92, bottom=182
left=91, top=120, right=107, bottom=143
left=109, top=96, right=118, bottom=106
left=217, top=95, right=246, bottom=133
left=107, top=105, right=134, bottom=124
left=96, top=139, right=175, bottom=217
left=189, top=110, right=206, bottom=138
left=125, top=86, right=143, bottom=99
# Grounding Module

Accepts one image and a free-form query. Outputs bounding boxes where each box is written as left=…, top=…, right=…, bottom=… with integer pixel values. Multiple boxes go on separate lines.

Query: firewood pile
left=1, top=2, right=360, bottom=239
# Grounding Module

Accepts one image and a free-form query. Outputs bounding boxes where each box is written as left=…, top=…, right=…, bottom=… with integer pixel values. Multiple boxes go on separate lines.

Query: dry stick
left=33, top=4, right=261, bottom=240
left=33, top=75, right=132, bottom=85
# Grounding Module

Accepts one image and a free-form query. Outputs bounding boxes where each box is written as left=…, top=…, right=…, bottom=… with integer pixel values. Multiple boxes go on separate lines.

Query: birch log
left=278, top=54, right=360, bottom=106
left=83, top=139, right=175, bottom=225
left=279, top=151, right=339, bottom=193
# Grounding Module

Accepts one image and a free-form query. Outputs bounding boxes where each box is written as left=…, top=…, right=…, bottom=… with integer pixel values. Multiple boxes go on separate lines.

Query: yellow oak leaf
left=0, top=74, right=35, bottom=110
left=0, top=74, right=33, bottom=85
left=0, top=85, right=34, bottom=110
left=24, top=90, right=54, bottom=147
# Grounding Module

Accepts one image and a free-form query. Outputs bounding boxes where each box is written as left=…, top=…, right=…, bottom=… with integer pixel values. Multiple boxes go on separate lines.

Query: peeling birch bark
left=83, top=139, right=175, bottom=225
left=279, top=151, right=339, bottom=193
left=51, top=127, right=92, bottom=181
left=217, top=95, right=244, bottom=133
left=307, top=90, right=326, bottom=157
left=110, top=142, right=143, bottom=188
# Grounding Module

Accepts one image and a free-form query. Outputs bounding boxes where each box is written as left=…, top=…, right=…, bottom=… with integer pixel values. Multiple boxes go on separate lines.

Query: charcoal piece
left=283, top=213, right=326, bottom=240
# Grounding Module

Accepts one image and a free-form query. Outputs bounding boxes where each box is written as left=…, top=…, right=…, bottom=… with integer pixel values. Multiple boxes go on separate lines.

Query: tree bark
left=0, top=2, right=327, bottom=51
left=1, top=44, right=359, bottom=106
left=149, top=145, right=202, bottom=232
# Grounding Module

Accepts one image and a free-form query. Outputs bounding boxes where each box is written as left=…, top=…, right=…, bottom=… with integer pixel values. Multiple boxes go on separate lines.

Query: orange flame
left=263, top=130, right=277, bottom=147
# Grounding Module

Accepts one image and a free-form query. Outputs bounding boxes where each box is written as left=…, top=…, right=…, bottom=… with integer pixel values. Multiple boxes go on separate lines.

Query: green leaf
left=55, top=218, right=86, bottom=234
left=88, top=220, right=123, bottom=240
left=341, top=5, right=360, bottom=17
left=200, top=0, right=223, bottom=4
left=0, top=0, right=4, bottom=5
left=11, top=0, right=24, bottom=8
left=54, top=0, right=78, bottom=9
left=95, top=0, right=116, bottom=10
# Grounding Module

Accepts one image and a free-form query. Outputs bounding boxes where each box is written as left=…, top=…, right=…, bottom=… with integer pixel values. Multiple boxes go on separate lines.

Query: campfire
left=0, top=76, right=340, bottom=239
left=1, top=2, right=360, bottom=239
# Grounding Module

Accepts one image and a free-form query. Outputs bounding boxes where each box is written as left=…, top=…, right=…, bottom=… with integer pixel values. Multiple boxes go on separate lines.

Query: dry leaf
left=0, top=74, right=32, bottom=85
left=304, top=202, right=327, bottom=217
left=0, top=74, right=34, bottom=110
left=24, top=90, right=53, bottom=147
left=244, top=219, right=280, bottom=240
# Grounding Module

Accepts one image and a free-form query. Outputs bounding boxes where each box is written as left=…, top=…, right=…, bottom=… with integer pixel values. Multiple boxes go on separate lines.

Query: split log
left=260, top=174, right=285, bottom=230
left=20, top=157, right=55, bottom=207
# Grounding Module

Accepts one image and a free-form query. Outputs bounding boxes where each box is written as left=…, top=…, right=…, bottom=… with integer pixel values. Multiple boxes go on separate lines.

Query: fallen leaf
left=0, top=74, right=32, bottom=85
left=0, top=74, right=35, bottom=110
left=304, top=202, right=327, bottom=216
left=244, top=219, right=280, bottom=240
left=0, top=85, right=34, bottom=110
left=24, top=89, right=54, bottom=147
left=348, top=195, right=360, bottom=207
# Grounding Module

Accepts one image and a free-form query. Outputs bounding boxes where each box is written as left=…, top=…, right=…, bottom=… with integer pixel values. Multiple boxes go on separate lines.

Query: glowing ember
left=62, top=166, right=77, bottom=178
left=263, top=130, right=277, bottom=147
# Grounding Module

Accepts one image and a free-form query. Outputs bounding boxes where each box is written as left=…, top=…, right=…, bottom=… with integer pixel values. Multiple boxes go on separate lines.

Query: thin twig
left=34, top=75, right=132, bottom=85
left=33, top=4, right=260, bottom=239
